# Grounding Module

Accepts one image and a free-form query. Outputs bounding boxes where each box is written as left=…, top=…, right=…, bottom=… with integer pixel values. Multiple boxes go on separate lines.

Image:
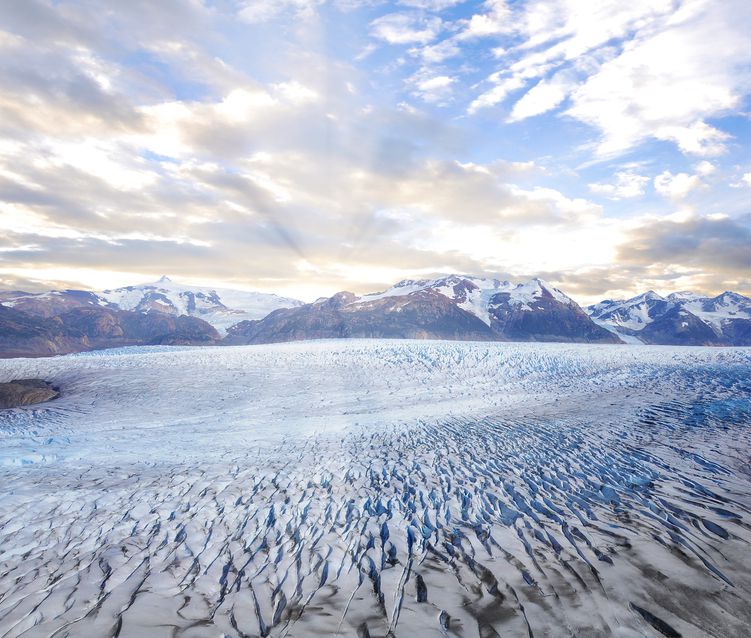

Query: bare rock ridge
left=0, top=378, right=59, bottom=408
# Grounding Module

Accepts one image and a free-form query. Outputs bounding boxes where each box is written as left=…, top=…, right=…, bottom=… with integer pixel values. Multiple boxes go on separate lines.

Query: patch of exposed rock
left=0, top=379, right=60, bottom=408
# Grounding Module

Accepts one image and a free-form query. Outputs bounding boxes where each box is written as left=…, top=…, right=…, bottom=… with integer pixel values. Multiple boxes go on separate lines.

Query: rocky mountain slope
left=0, top=276, right=302, bottom=333
left=225, top=275, right=621, bottom=345
left=0, top=304, right=219, bottom=357
left=588, top=290, right=751, bottom=345
left=0, top=304, right=88, bottom=357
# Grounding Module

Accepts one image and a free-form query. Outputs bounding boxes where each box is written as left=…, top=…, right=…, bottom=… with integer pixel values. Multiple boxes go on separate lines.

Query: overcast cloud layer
left=0, top=0, right=750, bottom=303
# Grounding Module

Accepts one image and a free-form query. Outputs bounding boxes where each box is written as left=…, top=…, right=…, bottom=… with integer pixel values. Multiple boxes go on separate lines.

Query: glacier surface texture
left=0, top=341, right=750, bottom=637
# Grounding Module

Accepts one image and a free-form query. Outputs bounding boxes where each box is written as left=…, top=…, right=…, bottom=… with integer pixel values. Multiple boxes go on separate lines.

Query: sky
left=0, top=0, right=750, bottom=304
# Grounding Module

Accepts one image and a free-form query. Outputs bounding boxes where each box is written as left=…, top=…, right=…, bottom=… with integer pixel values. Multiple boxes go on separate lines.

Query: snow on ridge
left=356, top=275, right=576, bottom=325
left=588, top=288, right=751, bottom=342
left=97, top=277, right=303, bottom=333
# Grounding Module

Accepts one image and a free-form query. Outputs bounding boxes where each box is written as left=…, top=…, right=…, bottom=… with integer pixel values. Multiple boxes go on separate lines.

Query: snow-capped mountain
left=225, top=275, right=621, bottom=344
left=0, top=276, right=303, bottom=333
left=587, top=290, right=751, bottom=345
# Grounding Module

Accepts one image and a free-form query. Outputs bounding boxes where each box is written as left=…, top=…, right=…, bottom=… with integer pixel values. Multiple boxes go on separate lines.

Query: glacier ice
left=0, top=340, right=750, bottom=637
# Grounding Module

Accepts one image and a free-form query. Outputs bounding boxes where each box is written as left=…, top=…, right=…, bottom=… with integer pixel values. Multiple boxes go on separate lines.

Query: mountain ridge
left=0, top=277, right=303, bottom=334
left=2, top=275, right=751, bottom=356
left=225, top=275, right=621, bottom=345
left=587, top=289, right=751, bottom=345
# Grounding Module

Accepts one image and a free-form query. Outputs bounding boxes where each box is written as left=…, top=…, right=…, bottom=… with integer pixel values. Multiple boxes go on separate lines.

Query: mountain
left=225, top=275, right=621, bottom=345
left=0, top=304, right=88, bottom=357
left=0, top=304, right=219, bottom=358
left=0, top=276, right=303, bottom=333
left=587, top=290, right=751, bottom=345
left=98, top=276, right=303, bottom=332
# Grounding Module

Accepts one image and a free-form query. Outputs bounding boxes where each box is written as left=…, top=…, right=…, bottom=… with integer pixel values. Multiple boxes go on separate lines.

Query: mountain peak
left=157, top=275, right=172, bottom=284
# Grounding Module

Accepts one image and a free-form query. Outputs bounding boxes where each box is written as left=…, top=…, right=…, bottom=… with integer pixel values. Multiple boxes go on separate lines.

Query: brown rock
left=0, top=379, right=59, bottom=409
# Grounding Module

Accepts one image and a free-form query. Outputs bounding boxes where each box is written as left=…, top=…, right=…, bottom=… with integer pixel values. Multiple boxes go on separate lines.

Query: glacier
left=0, top=340, right=750, bottom=637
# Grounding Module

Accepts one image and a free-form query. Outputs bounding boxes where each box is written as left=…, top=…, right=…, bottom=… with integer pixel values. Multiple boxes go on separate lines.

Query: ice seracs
left=0, top=340, right=749, bottom=637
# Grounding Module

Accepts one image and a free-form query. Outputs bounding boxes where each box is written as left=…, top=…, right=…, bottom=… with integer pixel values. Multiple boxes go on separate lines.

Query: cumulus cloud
left=408, top=73, right=455, bottom=103
left=589, top=171, right=650, bottom=200
left=694, top=160, right=716, bottom=176
left=653, top=170, right=703, bottom=200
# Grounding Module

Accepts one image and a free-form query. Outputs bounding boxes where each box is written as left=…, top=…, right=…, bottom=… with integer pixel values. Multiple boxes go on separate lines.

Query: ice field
left=1, top=340, right=750, bottom=637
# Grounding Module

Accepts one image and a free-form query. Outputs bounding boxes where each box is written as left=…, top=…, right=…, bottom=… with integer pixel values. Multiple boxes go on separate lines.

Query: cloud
left=459, top=0, right=511, bottom=38
left=409, top=73, right=455, bottom=103
left=237, top=0, right=325, bottom=23
left=617, top=214, right=751, bottom=279
left=410, top=38, right=461, bottom=64
left=398, top=0, right=467, bottom=9
left=564, top=1, right=747, bottom=157
left=0, top=0, right=749, bottom=303
left=589, top=171, right=650, bottom=200
left=468, top=0, right=751, bottom=159
left=370, top=13, right=442, bottom=44
left=653, top=170, right=703, bottom=200
left=694, top=160, right=716, bottom=176
left=507, top=73, right=571, bottom=121
left=468, top=75, right=525, bottom=114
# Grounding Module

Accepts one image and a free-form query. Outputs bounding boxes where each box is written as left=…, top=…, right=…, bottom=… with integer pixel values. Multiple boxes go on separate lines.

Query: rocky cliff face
left=225, top=276, right=621, bottom=345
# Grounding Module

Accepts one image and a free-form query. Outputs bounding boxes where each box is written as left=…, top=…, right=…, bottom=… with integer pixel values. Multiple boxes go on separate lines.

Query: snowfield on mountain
left=588, top=290, right=751, bottom=346
left=1, top=340, right=750, bottom=637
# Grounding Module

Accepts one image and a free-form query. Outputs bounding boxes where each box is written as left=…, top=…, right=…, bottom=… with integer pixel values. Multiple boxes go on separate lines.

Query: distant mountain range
left=1, top=275, right=750, bottom=357
left=0, top=276, right=302, bottom=334
left=225, top=275, right=620, bottom=345
left=0, top=302, right=219, bottom=358
left=587, top=290, right=751, bottom=345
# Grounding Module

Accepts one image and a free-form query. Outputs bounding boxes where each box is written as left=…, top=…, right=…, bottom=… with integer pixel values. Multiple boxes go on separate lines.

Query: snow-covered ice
left=0, top=340, right=750, bottom=637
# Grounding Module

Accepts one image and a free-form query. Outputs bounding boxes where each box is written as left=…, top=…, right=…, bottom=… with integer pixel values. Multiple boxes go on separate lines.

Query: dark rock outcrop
left=0, top=379, right=59, bottom=408
left=59, top=307, right=221, bottom=347
left=0, top=290, right=108, bottom=318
